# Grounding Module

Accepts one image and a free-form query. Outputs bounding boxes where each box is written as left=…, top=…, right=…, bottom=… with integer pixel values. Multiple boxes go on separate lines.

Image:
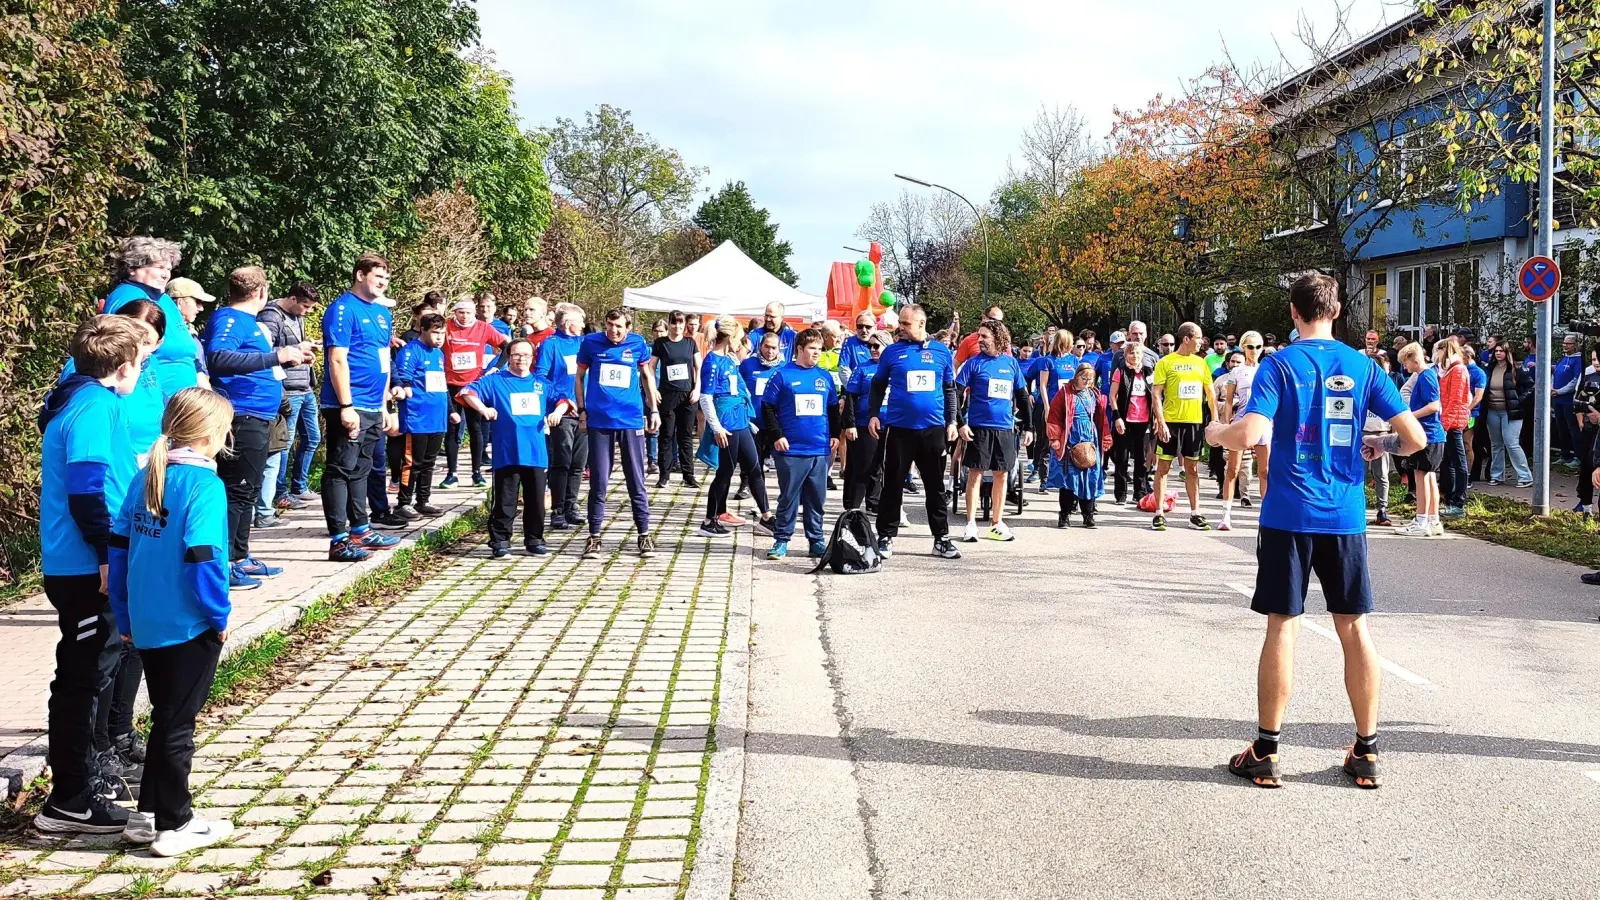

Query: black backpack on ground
left=809, top=508, right=883, bottom=575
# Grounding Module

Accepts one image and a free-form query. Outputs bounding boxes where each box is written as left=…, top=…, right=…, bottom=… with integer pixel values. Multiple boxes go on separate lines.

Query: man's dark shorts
left=1156, top=422, right=1204, bottom=460
left=1406, top=442, right=1445, bottom=473
left=1251, top=526, right=1373, bottom=617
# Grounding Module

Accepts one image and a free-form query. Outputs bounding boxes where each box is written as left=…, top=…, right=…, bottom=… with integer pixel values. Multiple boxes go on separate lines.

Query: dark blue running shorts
left=1251, top=526, right=1373, bottom=617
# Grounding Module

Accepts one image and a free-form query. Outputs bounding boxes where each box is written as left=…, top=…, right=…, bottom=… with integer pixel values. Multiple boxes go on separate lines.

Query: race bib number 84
left=599, top=363, right=631, bottom=388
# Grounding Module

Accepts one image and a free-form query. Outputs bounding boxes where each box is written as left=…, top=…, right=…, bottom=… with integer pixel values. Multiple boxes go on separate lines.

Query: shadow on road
left=972, top=711, right=1600, bottom=763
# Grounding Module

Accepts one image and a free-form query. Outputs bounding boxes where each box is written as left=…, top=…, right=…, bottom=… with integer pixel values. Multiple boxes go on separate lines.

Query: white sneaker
left=960, top=522, right=981, bottom=543
left=151, top=816, right=233, bottom=857
left=1395, top=520, right=1431, bottom=537
left=122, top=811, right=156, bottom=844
left=899, top=510, right=911, bottom=529
left=1429, top=518, right=1445, bottom=536
left=985, top=522, right=1015, bottom=542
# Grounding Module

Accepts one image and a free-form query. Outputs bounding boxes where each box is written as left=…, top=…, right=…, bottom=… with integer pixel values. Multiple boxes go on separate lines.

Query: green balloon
left=855, top=259, right=876, bottom=287
left=878, top=290, right=897, bottom=308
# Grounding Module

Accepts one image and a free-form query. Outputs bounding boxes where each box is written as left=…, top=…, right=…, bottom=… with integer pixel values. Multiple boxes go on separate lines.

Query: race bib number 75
left=908, top=370, right=935, bottom=393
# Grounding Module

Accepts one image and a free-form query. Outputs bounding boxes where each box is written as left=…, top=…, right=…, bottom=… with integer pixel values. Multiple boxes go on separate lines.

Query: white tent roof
left=622, top=241, right=826, bottom=320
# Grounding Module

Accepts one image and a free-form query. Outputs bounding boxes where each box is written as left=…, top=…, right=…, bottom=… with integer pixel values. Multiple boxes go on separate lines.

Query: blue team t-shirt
left=60, top=357, right=163, bottom=459
left=750, top=326, right=797, bottom=363
left=845, top=360, right=885, bottom=426
left=461, top=370, right=562, bottom=469
left=1468, top=360, right=1487, bottom=417
left=839, top=336, right=873, bottom=382
left=205, top=307, right=283, bottom=420
left=957, top=353, right=1025, bottom=429
left=740, top=357, right=782, bottom=407
left=873, top=339, right=954, bottom=429
left=535, top=332, right=582, bottom=401
left=1245, top=339, right=1405, bottom=534
left=394, top=340, right=448, bottom=434
left=1043, top=353, right=1080, bottom=398
left=702, top=352, right=751, bottom=432
left=762, top=362, right=837, bottom=456
left=1409, top=366, right=1446, bottom=443
left=578, top=331, right=649, bottom=430
left=104, top=282, right=199, bottom=398
left=42, top=383, right=138, bottom=576
left=111, top=462, right=230, bottom=649
left=320, top=291, right=392, bottom=411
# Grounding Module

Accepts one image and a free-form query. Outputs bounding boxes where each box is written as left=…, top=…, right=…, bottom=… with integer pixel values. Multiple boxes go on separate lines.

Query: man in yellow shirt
left=1150, top=322, right=1219, bottom=531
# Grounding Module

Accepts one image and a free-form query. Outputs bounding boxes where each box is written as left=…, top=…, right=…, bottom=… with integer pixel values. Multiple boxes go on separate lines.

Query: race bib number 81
left=510, top=392, right=541, bottom=417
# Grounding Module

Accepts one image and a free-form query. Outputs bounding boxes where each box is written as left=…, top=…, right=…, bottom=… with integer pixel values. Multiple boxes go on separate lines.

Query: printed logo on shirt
left=1326, top=375, right=1355, bottom=392
left=1325, top=396, right=1354, bottom=419
left=621, top=349, right=635, bottom=363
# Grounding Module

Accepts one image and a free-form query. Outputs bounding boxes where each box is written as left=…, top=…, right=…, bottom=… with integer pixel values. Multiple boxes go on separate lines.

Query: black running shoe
left=1151, top=515, right=1167, bottom=531
left=35, top=793, right=130, bottom=834
left=1227, top=744, right=1282, bottom=788
left=932, top=537, right=962, bottom=560
left=1189, top=513, right=1211, bottom=531
left=1342, top=746, right=1381, bottom=789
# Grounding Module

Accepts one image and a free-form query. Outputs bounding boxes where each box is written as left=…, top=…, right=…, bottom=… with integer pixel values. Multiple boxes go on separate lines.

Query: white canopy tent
left=622, top=241, right=826, bottom=320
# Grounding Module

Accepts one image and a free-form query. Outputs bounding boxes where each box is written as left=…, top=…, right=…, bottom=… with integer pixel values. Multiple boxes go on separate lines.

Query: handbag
left=1069, top=440, right=1098, bottom=469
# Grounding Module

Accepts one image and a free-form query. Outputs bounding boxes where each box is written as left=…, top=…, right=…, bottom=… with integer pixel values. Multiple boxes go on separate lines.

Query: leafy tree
left=0, top=0, right=147, bottom=593
left=388, top=189, right=493, bottom=305
left=543, top=104, right=706, bottom=253
left=529, top=200, right=639, bottom=316
left=112, top=0, right=485, bottom=290
left=657, top=227, right=716, bottom=275
left=448, top=52, right=553, bottom=263
left=691, top=181, right=796, bottom=284
left=1413, top=0, right=1600, bottom=220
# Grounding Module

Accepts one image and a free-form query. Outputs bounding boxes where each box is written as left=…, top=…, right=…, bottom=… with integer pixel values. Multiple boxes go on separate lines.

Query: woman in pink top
left=1108, top=340, right=1155, bottom=505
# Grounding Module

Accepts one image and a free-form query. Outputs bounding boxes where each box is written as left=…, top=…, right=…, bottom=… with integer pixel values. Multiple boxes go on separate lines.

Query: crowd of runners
left=30, top=235, right=1578, bottom=852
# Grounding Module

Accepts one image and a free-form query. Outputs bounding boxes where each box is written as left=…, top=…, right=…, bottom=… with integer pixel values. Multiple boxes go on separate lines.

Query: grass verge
left=1372, top=476, right=1600, bottom=568
left=0, top=502, right=488, bottom=835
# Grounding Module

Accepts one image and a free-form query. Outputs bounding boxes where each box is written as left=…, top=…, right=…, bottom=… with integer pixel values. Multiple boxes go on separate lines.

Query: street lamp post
left=894, top=174, right=989, bottom=307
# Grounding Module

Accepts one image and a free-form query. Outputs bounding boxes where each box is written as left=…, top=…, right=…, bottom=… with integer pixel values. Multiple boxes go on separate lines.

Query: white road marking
left=1584, top=771, right=1600, bottom=785
left=1225, top=583, right=1435, bottom=688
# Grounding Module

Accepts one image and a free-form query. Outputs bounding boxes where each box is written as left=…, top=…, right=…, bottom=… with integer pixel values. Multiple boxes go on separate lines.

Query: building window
left=1392, top=259, right=1480, bottom=337
left=1368, top=270, right=1389, bottom=328
left=1557, top=245, right=1588, bottom=322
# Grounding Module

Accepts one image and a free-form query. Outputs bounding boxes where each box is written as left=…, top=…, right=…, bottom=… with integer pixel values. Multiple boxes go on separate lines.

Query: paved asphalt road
left=734, top=480, right=1600, bottom=900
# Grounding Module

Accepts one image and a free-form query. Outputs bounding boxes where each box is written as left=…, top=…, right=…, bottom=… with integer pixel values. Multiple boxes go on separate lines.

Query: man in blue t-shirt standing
left=1206, top=273, right=1424, bottom=791
left=760, top=329, right=840, bottom=560
left=575, top=307, right=660, bottom=559
left=204, top=266, right=310, bottom=589
left=319, top=254, right=403, bottom=563
left=868, top=304, right=961, bottom=561
left=749, top=302, right=797, bottom=363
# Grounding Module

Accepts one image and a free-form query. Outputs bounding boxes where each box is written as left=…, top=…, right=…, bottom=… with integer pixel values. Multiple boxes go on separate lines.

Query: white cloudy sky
left=479, top=0, right=1402, bottom=293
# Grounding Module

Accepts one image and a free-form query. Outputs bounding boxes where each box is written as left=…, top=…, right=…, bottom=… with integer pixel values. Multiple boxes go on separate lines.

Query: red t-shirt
left=526, top=326, right=556, bottom=369
left=443, top=320, right=506, bottom=387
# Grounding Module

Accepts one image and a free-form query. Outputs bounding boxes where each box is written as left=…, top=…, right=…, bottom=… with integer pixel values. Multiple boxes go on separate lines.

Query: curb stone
left=0, top=495, right=487, bottom=802
left=686, top=524, right=755, bottom=899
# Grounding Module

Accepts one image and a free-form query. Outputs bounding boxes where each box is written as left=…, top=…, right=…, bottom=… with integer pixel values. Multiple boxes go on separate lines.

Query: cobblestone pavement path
left=0, top=483, right=745, bottom=900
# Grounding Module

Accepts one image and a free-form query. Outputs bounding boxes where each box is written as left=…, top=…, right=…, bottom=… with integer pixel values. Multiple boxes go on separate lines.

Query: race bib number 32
left=666, top=363, right=689, bottom=382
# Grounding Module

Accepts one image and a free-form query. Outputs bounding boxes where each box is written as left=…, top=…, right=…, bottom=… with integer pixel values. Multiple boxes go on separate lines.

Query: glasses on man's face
left=1159, top=341, right=1174, bottom=348
left=857, top=323, right=873, bottom=331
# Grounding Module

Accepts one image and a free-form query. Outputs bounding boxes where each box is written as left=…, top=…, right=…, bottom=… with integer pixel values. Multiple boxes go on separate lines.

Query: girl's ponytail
left=144, top=434, right=171, bottom=518
left=146, top=388, right=234, bottom=517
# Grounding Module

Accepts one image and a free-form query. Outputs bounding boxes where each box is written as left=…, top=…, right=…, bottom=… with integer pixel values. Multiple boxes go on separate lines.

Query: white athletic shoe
left=122, top=811, right=156, bottom=844
left=960, top=522, right=981, bottom=543
left=1429, top=518, right=1445, bottom=537
left=899, top=510, right=911, bottom=529
left=1394, top=519, right=1431, bottom=537
left=986, top=522, right=1015, bottom=542
left=151, top=816, right=233, bottom=858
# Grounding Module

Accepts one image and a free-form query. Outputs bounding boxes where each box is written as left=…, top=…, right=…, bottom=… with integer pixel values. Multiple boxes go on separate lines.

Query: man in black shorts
left=1207, top=273, right=1424, bottom=789
left=954, top=321, right=1032, bottom=542
left=1149, top=323, right=1217, bottom=530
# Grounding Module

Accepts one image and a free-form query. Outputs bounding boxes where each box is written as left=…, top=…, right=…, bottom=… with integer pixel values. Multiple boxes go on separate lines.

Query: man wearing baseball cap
left=164, top=278, right=214, bottom=389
